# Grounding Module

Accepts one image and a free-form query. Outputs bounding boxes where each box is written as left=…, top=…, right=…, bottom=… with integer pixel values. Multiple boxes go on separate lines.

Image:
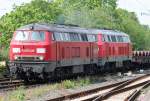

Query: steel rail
left=46, top=74, right=149, bottom=101
left=82, top=74, right=150, bottom=101
left=46, top=80, right=127, bottom=101
left=0, top=79, right=24, bottom=91
left=124, top=81, right=150, bottom=101
left=0, top=78, right=10, bottom=82
left=0, top=83, right=24, bottom=90
left=93, top=80, right=150, bottom=101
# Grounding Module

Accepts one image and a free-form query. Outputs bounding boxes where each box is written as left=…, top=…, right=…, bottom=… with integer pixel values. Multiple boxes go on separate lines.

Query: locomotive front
left=8, top=24, right=52, bottom=81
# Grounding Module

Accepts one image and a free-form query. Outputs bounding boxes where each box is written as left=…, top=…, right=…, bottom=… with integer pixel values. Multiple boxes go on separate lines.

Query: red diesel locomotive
left=8, top=23, right=132, bottom=80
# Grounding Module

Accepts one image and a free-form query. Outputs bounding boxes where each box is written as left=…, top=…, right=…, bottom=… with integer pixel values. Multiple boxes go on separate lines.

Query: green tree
left=58, top=0, right=150, bottom=50
left=0, top=0, right=150, bottom=50
left=0, top=0, right=62, bottom=46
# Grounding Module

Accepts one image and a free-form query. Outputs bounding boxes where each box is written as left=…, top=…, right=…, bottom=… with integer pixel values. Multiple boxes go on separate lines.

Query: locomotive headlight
left=39, top=56, right=44, bottom=60
left=12, top=48, right=21, bottom=53
left=36, top=48, right=46, bottom=53
left=14, top=56, right=18, bottom=60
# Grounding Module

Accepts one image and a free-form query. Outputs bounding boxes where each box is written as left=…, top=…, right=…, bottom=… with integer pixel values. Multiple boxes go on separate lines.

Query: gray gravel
left=27, top=73, right=145, bottom=101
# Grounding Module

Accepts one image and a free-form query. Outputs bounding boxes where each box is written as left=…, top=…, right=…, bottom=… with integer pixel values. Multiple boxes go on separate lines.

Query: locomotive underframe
left=98, top=56, right=132, bottom=67
left=8, top=61, right=54, bottom=80
left=8, top=55, right=132, bottom=81
left=8, top=59, right=98, bottom=80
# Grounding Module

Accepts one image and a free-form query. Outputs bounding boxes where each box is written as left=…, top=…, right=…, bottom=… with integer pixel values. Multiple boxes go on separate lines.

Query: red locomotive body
left=8, top=23, right=132, bottom=81
left=97, top=30, right=132, bottom=70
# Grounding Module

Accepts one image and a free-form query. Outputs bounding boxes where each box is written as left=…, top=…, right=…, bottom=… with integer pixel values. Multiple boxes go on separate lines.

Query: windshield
left=14, top=31, right=29, bottom=41
left=14, top=31, right=45, bottom=41
left=31, top=32, right=45, bottom=41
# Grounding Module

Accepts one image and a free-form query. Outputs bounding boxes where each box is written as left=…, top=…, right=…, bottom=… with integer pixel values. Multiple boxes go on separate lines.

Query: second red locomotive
left=8, top=23, right=132, bottom=81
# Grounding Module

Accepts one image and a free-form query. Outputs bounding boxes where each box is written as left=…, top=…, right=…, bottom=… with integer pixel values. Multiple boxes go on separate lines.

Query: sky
left=117, top=0, right=150, bottom=26
left=0, top=0, right=150, bottom=26
left=0, top=0, right=31, bottom=16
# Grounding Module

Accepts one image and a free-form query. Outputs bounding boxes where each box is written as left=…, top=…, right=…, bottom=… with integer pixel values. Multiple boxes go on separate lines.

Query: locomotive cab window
left=14, top=31, right=29, bottom=41
left=31, top=31, right=45, bottom=41
left=14, top=31, right=45, bottom=41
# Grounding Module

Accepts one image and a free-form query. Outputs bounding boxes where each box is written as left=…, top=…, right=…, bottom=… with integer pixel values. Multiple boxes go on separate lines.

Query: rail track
left=0, top=78, right=24, bottom=91
left=46, top=74, right=150, bottom=101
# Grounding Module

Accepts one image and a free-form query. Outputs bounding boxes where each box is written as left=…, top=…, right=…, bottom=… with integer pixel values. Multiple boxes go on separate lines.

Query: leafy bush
left=76, top=77, right=90, bottom=86
left=0, top=0, right=62, bottom=47
left=0, top=47, right=9, bottom=61
left=0, top=0, right=150, bottom=50
left=61, top=77, right=91, bottom=89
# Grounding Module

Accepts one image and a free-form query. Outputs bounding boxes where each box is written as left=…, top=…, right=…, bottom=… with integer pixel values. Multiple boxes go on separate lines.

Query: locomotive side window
left=69, top=33, right=74, bottom=41
left=102, top=35, right=105, bottom=42
left=107, top=35, right=111, bottom=42
left=14, top=31, right=29, bottom=41
left=127, top=37, right=131, bottom=42
left=111, top=36, right=117, bottom=42
left=53, top=32, right=62, bottom=41
left=74, top=33, right=80, bottom=41
left=80, top=34, right=88, bottom=41
left=117, top=36, right=123, bottom=42
left=69, top=33, right=80, bottom=41
left=52, top=32, right=98, bottom=42
left=31, top=31, right=45, bottom=41
left=52, top=33, right=54, bottom=40
left=69, top=34, right=74, bottom=41
left=104, top=35, right=108, bottom=42
left=123, top=36, right=130, bottom=43
left=95, top=35, right=98, bottom=41
left=87, top=34, right=97, bottom=42
left=102, top=35, right=108, bottom=42
left=62, top=33, right=70, bottom=41
left=117, top=36, right=120, bottom=42
left=123, top=36, right=126, bottom=42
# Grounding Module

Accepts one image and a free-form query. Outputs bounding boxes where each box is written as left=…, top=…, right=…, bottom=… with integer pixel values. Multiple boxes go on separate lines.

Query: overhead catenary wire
left=135, top=0, right=150, bottom=16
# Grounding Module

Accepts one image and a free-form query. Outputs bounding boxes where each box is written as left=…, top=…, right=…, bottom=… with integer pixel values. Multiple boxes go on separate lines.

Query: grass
left=1, top=76, right=93, bottom=101
left=6, top=87, right=25, bottom=101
